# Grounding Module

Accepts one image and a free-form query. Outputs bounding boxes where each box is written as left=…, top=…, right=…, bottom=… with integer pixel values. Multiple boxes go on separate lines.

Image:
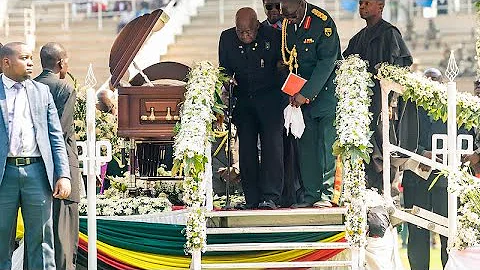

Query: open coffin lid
left=109, top=8, right=190, bottom=140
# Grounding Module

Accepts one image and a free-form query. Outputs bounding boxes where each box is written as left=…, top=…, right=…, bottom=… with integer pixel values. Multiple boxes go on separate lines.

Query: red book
left=281, top=73, right=307, bottom=96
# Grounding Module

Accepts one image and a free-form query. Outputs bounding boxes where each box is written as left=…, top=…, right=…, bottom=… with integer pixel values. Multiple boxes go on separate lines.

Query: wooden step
left=205, top=242, right=350, bottom=252
left=206, top=207, right=347, bottom=217
left=201, top=261, right=353, bottom=269
left=206, top=225, right=346, bottom=234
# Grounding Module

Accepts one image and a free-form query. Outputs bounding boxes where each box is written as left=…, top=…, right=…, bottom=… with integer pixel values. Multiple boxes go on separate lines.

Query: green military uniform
left=284, top=3, right=341, bottom=204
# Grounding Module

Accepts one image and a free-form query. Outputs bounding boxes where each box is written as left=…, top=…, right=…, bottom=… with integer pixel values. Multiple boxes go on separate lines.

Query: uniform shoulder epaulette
left=311, top=8, right=328, bottom=21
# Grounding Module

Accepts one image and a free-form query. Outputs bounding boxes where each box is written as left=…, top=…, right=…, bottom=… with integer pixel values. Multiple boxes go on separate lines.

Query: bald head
left=235, top=7, right=259, bottom=44
left=40, top=42, right=69, bottom=78
left=236, top=7, right=257, bottom=25
left=424, top=68, right=442, bottom=82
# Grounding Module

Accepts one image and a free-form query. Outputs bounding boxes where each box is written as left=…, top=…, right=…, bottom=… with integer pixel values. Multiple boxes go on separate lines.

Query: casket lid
left=109, top=9, right=169, bottom=88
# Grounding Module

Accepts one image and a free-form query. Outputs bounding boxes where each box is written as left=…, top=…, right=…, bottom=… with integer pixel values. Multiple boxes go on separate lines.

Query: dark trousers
left=53, top=199, right=79, bottom=270
left=280, top=133, right=303, bottom=207
left=298, top=109, right=336, bottom=204
left=234, top=93, right=284, bottom=205
left=403, top=174, right=448, bottom=270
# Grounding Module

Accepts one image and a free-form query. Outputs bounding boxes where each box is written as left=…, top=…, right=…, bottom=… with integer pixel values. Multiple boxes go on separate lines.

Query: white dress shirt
left=2, top=75, right=41, bottom=157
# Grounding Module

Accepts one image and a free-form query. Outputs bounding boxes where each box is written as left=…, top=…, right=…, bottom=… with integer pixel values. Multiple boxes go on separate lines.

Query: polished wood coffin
left=109, top=9, right=190, bottom=140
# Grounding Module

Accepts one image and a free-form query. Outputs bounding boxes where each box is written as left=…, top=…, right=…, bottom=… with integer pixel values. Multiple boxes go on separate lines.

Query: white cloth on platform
left=365, top=227, right=404, bottom=270
left=445, top=247, right=480, bottom=270
left=283, top=105, right=305, bottom=139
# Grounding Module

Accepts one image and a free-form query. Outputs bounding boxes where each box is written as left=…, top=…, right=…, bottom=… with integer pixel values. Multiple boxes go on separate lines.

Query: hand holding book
left=281, top=73, right=306, bottom=96
left=282, top=73, right=309, bottom=107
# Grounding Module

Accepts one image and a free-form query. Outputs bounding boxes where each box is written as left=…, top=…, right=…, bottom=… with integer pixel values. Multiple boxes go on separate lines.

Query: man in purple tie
left=0, top=42, right=71, bottom=270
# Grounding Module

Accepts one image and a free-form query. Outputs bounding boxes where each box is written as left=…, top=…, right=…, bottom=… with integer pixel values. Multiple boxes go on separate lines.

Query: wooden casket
left=109, top=9, right=189, bottom=181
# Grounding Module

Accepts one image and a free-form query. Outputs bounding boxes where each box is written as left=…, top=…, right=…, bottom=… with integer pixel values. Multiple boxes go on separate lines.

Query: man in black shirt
left=218, top=7, right=284, bottom=209
left=343, top=0, right=414, bottom=191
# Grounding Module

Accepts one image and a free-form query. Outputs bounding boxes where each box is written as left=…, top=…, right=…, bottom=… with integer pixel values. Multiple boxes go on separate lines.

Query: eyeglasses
left=264, top=3, right=281, bottom=11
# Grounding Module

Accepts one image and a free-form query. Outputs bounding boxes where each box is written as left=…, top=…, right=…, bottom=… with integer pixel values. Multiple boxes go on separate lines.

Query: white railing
left=24, top=8, right=35, bottom=50
left=2, top=14, right=9, bottom=37
left=195, top=208, right=363, bottom=270
left=0, top=0, right=7, bottom=33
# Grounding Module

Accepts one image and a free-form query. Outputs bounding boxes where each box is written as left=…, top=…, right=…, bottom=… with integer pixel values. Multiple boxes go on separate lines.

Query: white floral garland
left=172, top=61, right=224, bottom=254
left=476, top=2, right=480, bottom=79
left=377, top=60, right=480, bottom=250
left=79, top=195, right=172, bottom=216
left=377, top=63, right=480, bottom=130
left=437, top=166, right=480, bottom=250
left=334, top=55, right=373, bottom=246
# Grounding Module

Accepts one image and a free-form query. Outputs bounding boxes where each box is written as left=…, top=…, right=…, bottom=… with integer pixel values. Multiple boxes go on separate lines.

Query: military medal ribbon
left=303, top=16, right=311, bottom=30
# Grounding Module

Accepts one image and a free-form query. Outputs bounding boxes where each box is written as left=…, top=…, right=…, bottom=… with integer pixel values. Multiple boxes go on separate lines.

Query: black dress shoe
left=290, top=202, right=313, bottom=208
left=235, top=203, right=257, bottom=210
left=258, top=200, right=278, bottom=210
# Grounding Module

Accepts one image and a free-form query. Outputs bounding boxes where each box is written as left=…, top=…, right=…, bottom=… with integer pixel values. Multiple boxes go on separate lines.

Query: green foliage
left=378, top=63, right=480, bottom=130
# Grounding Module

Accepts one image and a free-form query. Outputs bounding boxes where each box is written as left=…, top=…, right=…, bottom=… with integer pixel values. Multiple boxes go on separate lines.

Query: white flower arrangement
left=334, top=55, right=373, bottom=246
left=437, top=166, right=480, bottom=250
left=476, top=2, right=480, bottom=79
left=378, top=57, right=480, bottom=250
left=184, top=207, right=207, bottom=253
left=79, top=195, right=172, bottom=216
left=377, top=63, right=480, bottom=130
left=172, top=61, right=227, bottom=254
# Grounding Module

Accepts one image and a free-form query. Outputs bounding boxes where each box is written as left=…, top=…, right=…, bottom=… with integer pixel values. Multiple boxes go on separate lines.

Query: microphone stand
left=223, top=78, right=235, bottom=210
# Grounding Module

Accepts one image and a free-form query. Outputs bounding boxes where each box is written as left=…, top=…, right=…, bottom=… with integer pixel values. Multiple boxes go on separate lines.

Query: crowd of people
left=218, top=0, right=480, bottom=269
left=219, top=0, right=414, bottom=210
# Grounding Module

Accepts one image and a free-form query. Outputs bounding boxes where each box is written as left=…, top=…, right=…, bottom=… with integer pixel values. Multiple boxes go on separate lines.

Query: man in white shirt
left=0, top=42, right=71, bottom=270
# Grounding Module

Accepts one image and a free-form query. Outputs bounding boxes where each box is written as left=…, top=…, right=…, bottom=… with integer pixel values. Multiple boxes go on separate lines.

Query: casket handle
left=140, top=107, right=180, bottom=121
left=141, top=107, right=157, bottom=121
left=166, top=107, right=180, bottom=121
left=166, top=107, right=172, bottom=120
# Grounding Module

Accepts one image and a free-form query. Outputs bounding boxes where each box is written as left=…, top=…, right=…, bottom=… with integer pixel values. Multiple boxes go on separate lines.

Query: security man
left=261, top=0, right=283, bottom=29
left=281, top=0, right=341, bottom=208
left=218, top=7, right=284, bottom=210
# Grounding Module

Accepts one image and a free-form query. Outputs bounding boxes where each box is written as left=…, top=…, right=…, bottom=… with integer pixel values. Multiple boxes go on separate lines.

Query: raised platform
left=207, top=207, right=346, bottom=228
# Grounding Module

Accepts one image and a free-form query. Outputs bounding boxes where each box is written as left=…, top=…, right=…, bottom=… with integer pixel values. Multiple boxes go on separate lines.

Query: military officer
left=218, top=7, right=284, bottom=209
left=281, top=0, right=341, bottom=208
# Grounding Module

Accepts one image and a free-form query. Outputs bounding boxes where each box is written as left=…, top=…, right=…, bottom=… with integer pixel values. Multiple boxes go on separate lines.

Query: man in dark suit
left=261, top=0, right=282, bottom=29
left=281, top=0, right=341, bottom=208
left=0, top=42, right=71, bottom=270
left=34, top=42, right=80, bottom=270
left=403, top=68, right=473, bottom=269
left=261, top=1, right=302, bottom=207
left=343, top=0, right=414, bottom=191
left=219, top=7, right=284, bottom=209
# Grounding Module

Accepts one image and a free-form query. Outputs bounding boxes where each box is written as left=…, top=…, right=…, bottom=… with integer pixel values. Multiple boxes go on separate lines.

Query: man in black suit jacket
left=34, top=42, right=80, bottom=270
left=261, top=0, right=282, bottom=29
left=218, top=8, right=285, bottom=209
left=403, top=68, right=474, bottom=269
